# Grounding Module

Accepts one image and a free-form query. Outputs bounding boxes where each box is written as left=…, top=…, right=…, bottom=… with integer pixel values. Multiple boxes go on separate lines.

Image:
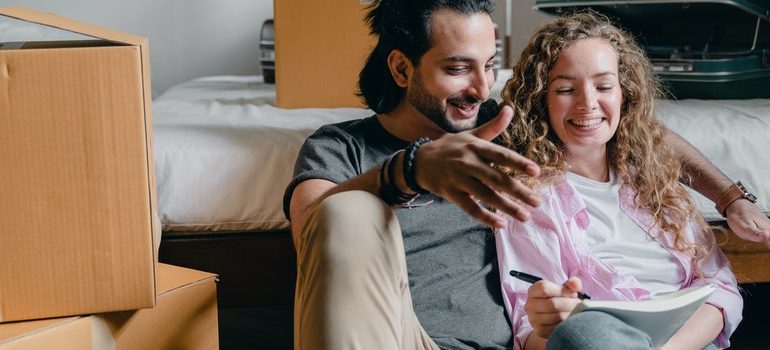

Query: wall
left=0, top=0, right=549, bottom=97
left=0, top=0, right=272, bottom=97
left=503, top=0, right=551, bottom=66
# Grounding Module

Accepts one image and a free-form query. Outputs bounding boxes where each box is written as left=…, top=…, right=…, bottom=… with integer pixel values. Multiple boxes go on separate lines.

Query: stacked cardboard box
left=1, top=6, right=157, bottom=322
left=0, top=264, right=219, bottom=349
left=0, top=8, right=219, bottom=348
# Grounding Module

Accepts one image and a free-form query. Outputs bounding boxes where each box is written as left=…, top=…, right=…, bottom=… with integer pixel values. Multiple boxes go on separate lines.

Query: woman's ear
left=387, top=49, right=412, bottom=88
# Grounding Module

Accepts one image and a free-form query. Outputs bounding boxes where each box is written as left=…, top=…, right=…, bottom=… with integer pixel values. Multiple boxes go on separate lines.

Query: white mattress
left=154, top=73, right=769, bottom=232
left=656, top=99, right=770, bottom=220
left=153, top=75, right=370, bottom=231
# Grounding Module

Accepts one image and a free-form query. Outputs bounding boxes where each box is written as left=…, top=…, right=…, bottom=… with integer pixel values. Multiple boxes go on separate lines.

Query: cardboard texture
left=0, top=264, right=219, bottom=350
left=0, top=7, right=158, bottom=322
left=274, top=0, right=375, bottom=108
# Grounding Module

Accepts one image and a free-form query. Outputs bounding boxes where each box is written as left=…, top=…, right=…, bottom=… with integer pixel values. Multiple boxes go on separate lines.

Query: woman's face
left=546, top=38, right=623, bottom=159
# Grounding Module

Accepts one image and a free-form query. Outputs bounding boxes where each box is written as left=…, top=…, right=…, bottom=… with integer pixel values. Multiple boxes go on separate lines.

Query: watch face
left=737, top=182, right=758, bottom=203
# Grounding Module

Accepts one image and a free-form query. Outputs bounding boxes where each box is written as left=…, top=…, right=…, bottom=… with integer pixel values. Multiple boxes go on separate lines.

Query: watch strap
left=715, top=181, right=758, bottom=217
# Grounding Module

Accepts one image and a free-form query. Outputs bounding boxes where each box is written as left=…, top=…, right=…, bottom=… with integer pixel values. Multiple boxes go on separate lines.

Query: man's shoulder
left=313, top=114, right=378, bottom=137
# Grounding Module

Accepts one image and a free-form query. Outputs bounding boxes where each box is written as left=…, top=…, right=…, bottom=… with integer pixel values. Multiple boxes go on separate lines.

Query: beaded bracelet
left=379, top=150, right=418, bottom=206
left=403, top=137, right=431, bottom=195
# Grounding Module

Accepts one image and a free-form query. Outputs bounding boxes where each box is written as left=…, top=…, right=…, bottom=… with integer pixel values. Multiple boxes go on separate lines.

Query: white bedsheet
left=154, top=74, right=769, bottom=232
left=657, top=99, right=770, bottom=220
left=153, top=75, right=370, bottom=231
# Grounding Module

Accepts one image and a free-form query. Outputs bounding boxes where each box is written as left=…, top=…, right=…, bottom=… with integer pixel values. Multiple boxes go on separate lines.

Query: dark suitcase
left=533, top=0, right=770, bottom=99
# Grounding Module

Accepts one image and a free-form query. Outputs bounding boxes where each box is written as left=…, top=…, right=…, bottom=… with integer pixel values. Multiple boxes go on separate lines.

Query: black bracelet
left=379, top=151, right=418, bottom=206
left=403, top=137, right=431, bottom=195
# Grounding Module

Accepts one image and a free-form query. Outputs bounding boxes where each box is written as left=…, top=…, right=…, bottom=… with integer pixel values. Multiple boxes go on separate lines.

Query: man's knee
left=301, top=190, right=402, bottom=263
left=546, top=311, right=652, bottom=350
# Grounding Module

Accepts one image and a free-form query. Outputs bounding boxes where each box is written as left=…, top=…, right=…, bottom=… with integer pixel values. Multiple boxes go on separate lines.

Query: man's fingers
left=472, top=105, right=513, bottom=141
left=470, top=141, right=540, bottom=177
left=445, top=189, right=505, bottom=228
left=467, top=161, right=540, bottom=208
left=728, top=214, right=766, bottom=242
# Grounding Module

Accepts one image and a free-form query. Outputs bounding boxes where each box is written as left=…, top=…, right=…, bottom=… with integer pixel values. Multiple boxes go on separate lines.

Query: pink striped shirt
left=496, top=178, right=742, bottom=349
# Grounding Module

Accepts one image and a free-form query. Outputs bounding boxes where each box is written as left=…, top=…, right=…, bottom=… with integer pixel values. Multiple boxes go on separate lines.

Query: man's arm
left=289, top=107, right=541, bottom=245
left=665, top=129, right=770, bottom=246
left=665, top=129, right=731, bottom=201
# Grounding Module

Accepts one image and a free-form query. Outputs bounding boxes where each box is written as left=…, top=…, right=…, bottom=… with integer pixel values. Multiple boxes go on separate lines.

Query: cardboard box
left=0, top=264, right=219, bottom=350
left=0, top=7, right=158, bottom=322
left=274, top=0, right=375, bottom=108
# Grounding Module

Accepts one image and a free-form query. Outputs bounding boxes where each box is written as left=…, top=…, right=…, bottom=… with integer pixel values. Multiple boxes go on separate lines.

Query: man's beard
left=407, top=73, right=480, bottom=133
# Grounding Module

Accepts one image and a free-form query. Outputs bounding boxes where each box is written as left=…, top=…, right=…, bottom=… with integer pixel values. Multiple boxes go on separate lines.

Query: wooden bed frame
left=157, top=219, right=770, bottom=308
left=713, top=221, right=770, bottom=284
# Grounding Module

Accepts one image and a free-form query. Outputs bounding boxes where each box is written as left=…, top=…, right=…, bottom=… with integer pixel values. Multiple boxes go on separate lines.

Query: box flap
left=156, top=264, right=217, bottom=295
left=0, top=7, right=147, bottom=47
left=0, top=317, right=81, bottom=344
left=0, top=14, right=97, bottom=44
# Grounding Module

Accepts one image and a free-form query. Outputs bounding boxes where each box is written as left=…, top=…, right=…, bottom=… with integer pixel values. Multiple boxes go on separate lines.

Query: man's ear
left=387, top=49, right=412, bottom=88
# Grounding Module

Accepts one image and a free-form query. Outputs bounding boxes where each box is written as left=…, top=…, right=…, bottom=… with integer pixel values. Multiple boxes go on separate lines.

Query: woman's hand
left=524, top=277, right=584, bottom=338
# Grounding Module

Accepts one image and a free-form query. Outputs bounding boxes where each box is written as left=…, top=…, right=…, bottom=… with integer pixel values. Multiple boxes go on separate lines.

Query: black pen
left=509, top=270, right=591, bottom=300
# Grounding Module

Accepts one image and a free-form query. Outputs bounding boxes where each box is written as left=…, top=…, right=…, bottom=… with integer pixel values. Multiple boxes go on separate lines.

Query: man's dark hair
left=357, top=0, right=494, bottom=113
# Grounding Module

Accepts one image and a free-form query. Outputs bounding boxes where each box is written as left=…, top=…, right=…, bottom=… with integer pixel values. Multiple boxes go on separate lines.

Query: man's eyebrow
left=442, top=54, right=497, bottom=63
left=550, top=71, right=617, bottom=83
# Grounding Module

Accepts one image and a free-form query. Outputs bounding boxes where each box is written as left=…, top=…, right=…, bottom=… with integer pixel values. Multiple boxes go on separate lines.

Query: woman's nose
left=577, top=88, right=598, bottom=111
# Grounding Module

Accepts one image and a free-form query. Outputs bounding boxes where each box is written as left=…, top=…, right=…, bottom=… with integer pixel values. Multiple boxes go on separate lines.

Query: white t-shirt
left=566, top=171, right=683, bottom=296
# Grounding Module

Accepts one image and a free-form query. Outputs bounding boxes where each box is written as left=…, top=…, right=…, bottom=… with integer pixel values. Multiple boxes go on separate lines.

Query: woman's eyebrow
left=549, top=71, right=617, bottom=83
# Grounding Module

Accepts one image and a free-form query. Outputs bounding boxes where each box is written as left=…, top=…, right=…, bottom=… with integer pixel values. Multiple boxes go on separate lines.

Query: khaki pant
left=294, top=190, right=439, bottom=350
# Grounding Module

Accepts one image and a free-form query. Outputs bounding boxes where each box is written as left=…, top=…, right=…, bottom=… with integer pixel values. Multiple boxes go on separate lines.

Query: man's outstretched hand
left=413, top=105, right=541, bottom=228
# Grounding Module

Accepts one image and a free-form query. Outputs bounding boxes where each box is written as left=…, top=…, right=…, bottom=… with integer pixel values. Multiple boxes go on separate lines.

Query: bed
left=153, top=71, right=770, bottom=307
left=152, top=75, right=369, bottom=306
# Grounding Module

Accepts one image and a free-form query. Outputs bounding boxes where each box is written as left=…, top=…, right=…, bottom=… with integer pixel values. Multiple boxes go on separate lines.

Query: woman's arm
left=659, top=303, right=723, bottom=350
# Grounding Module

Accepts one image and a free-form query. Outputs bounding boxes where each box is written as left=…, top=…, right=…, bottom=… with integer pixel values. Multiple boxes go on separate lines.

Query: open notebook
left=569, top=284, right=716, bottom=346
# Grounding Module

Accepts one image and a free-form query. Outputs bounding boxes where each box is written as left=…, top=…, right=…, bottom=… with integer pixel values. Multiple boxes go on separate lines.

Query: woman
left=495, top=12, right=742, bottom=350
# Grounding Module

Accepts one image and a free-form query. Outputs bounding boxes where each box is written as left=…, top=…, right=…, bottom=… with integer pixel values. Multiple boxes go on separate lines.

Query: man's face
left=405, top=9, right=497, bottom=133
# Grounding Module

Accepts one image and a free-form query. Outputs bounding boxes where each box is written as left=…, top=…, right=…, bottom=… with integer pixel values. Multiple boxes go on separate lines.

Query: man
left=283, top=1, right=770, bottom=349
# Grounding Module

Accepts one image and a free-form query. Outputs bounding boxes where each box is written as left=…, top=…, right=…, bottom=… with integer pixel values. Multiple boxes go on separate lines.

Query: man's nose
left=469, top=69, right=492, bottom=100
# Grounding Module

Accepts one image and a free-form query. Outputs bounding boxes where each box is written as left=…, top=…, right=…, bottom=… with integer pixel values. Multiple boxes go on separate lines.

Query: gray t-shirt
left=283, top=115, right=512, bottom=350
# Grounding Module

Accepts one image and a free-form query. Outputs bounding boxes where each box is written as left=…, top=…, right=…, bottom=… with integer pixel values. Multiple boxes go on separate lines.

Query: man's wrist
left=402, top=137, right=431, bottom=194
left=378, top=150, right=418, bottom=206
left=715, top=181, right=758, bottom=217
left=392, top=151, right=418, bottom=196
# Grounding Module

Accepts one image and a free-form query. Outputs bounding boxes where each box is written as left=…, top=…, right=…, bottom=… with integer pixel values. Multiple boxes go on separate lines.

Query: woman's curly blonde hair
left=500, top=11, right=712, bottom=275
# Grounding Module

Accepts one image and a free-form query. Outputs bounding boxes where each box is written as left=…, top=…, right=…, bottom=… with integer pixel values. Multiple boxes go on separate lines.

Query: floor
left=217, top=283, right=768, bottom=350
left=219, top=305, right=293, bottom=349
left=728, top=282, right=769, bottom=350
